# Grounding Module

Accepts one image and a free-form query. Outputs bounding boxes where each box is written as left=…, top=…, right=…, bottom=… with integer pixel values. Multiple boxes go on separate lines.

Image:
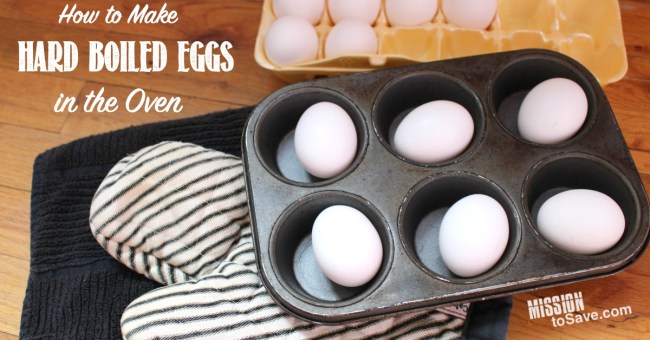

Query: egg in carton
left=242, top=49, right=649, bottom=323
left=254, top=0, right=627, bottom=84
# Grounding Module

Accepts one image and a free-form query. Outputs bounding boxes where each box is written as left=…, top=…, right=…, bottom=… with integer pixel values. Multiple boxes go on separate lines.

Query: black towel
left=21, top=107, right=251, bottom=339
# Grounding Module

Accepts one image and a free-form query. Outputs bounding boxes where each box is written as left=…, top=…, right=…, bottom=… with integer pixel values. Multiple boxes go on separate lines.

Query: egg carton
left=254, top=0, right=627, bottom=84
left=242, top=49, right=649, bottom=323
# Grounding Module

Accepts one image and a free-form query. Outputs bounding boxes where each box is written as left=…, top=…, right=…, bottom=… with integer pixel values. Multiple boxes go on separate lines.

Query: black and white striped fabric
left=90, top=141, right=248, bottom=284
left=90, top=141, right=467, bottom=339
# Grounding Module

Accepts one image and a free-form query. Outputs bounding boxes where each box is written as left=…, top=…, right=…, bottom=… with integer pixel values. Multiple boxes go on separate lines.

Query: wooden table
left=0, top=1, right=648, bottom=338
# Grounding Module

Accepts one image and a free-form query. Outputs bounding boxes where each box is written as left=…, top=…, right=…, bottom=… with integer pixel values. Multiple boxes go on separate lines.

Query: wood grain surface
left=0, top=1, right=648, bottom=339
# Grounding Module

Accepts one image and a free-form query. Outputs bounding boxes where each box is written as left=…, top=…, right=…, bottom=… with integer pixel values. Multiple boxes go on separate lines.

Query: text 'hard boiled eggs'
left=518, top=78, right=588, bottom=144
left=392, top=100, right=474, bottom=164
left=312, top=205, right=383, bottom=287
left=439, top=194, right=509, bottom=277
left=264, top=16, right=319, bottom=66
left=537, top=189, right=625, bottom=255
left=294, top=102, right=358, bottom=179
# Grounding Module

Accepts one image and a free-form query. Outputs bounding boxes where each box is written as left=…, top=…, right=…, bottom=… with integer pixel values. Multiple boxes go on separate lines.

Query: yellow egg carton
left=254, top=0, right=627, bottom=84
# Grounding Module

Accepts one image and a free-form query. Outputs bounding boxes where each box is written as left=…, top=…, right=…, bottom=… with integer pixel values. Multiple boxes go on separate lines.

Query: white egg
left=272, top=0, right=325, bottom=25
left=518, top=78, right=588, bottom=144
left=392, top=100, right=474, bottom=163
left=264, top=16, right=319, bottom=66
left=441, top=0, right=497, bottom=30
left=328, top=0, right=381, bottom=25
left=385, top=0, right=439, bottom=27
left=294, top=102, right=358, bottom=179
left=325, top=20, right=378, bottom=58
left=537, top=189, right=625, bottom=255
left=312, top=205, right=383, bottom=287
left=439, top=194, right=509, bottom=277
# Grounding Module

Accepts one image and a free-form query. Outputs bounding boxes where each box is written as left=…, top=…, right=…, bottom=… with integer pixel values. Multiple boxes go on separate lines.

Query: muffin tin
left=242, top=49, right=649, bottom=323
left=254, top=0, right=627, bottom=84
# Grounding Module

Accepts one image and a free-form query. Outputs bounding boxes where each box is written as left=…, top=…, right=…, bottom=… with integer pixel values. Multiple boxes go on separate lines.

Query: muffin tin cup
left=399, top=171, right=521, bottom=284
left=269, top=191, right=393, bottom=306
left=243, top=49, right=649, bottom=323
left=490, top=55, right=599, bottom=147
left=373, top=71, right=486, bottom=166
left=253, top=86, right=368, bottom=185
left=524, top=153, right=642, bottom=260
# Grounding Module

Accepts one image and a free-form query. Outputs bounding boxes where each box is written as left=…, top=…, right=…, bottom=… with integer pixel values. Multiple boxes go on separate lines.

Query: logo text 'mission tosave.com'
left=527, top=292, right=585, bottom=319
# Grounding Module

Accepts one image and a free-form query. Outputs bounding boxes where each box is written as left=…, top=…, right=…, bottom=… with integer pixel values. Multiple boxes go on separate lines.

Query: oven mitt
left=90, top=141, right=466, bottom=339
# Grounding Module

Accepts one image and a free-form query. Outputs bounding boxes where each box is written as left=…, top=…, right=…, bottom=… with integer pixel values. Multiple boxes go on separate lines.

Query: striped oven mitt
left=89, top=141, right=467, bottom=339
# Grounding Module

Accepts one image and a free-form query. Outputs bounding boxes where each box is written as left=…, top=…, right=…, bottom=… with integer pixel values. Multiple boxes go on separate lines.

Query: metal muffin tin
left=242, top=49, right=650, bottom=323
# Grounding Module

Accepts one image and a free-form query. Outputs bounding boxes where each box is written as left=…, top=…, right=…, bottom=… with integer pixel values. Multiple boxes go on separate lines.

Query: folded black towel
left=21, top=107, right=251, bottom=339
